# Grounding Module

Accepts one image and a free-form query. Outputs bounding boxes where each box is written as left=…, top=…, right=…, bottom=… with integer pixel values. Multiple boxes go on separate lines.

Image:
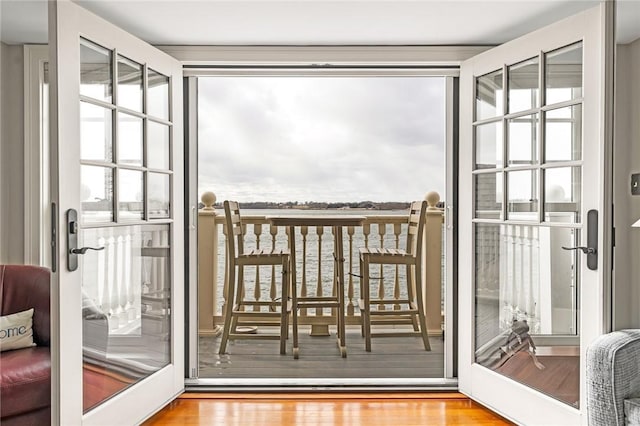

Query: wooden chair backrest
left=405, top=200, right=427, bottom=258
left=223, top=200, right=244, bottom=259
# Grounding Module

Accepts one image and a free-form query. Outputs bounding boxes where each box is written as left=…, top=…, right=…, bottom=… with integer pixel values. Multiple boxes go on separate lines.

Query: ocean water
left=211, top=209, right=444, bottom=314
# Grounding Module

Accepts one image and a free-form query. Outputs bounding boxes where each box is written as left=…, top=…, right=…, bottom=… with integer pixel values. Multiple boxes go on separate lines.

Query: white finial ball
left=425, top=191, right=440, bottom=209
left=201, top=191, right=217, bottom=210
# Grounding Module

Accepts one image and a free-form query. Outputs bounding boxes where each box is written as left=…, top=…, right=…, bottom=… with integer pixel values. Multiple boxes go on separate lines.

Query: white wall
left=613, top=37, right=640, bottom=329
left=0, top=42, right=25, bottom=264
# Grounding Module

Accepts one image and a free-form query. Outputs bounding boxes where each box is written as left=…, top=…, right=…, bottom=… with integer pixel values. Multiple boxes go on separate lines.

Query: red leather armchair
left=0, top=265, right=51, bottom=425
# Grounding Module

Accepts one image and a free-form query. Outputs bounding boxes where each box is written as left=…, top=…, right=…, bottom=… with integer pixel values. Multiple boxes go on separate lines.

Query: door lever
left=562, top=209, right=598, bottom=271
left=562, top=246, right=596, bottom=255
left=70, top=246, right=104, bottom=255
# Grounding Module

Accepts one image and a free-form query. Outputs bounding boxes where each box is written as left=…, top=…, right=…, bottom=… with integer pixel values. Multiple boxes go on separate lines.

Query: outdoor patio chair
left=358, top=200, right=431, bottom=352
left=218, top=200, right=291, bottom=355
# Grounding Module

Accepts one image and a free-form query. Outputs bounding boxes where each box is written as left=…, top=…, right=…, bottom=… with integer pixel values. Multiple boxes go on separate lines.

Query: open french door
left=459, top=4, right=612, bottom=425
left=49, top=1, right=184, bottom=424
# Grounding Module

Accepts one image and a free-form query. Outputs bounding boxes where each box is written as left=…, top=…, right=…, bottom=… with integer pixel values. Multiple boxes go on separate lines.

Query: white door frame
left=24, top=44, right=51, bottom=267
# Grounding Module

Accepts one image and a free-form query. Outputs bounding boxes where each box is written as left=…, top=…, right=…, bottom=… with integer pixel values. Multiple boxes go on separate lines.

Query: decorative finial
left=424, top=191, right=440, bottom=210
left=201, top=191, right=216, bottom=211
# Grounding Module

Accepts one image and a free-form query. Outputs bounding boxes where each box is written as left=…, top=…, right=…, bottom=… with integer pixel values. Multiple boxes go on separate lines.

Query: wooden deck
left=199, top=326, right=444, bottom=379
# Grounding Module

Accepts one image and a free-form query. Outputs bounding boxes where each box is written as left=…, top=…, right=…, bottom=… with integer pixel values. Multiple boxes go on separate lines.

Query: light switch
left=632, top=173, right=640, bottom=195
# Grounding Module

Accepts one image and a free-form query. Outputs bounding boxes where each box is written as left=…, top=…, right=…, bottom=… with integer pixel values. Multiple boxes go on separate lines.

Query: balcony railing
left=197, top=192, right=445, bottom=337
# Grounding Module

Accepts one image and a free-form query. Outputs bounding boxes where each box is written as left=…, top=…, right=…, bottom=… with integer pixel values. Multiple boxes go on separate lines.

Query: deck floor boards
left=199, top=327, right=445, bottom=378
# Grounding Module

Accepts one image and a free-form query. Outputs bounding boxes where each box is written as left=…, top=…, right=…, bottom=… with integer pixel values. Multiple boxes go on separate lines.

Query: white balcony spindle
left=97, top=236, right=106, bottom=314
left=315, top=226, right=324, bottom=317
left=393, top=223, right=402, bottom=310
left=106, top=236, right=117, bottom=330
left=124, top=233, right=134, bottom=321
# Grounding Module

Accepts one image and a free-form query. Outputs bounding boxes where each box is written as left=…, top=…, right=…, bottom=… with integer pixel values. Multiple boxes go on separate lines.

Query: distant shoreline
left=205, top=202, right=412, bottom=211
left=201, top=201, right=444, bottom=210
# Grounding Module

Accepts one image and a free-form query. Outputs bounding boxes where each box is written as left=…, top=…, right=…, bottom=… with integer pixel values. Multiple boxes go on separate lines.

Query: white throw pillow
left=0, top=308, right=36, bottom=352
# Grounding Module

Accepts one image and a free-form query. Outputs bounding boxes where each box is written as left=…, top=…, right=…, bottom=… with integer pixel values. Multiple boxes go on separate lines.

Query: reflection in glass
left=117, top=55, right=143, bottom=112
left=507, top=170, right=537, bottom=220
left=81, top=102, right=112, bottom=162
left=149, top=173, right=170, bottom=219
left=476, top=70, right=503, bottom=120
left=119, top=169, right=144, bottom=220
left=474, top=223, right=579, bottom=407
left=475, top=122, right=503, bottom=169
left=81, top=224, right=171, bottom=412
left=81, top=166, right=113, bottom=224
left=475, top=173, right=502, bottom=219
left=148, top=69, right=169, bottom=120
left=508, top=114, right=538, bottom=166
left=80, top=39, right=112, bottom=102
left=545, top=104, right=582, bottom=162
left=118, top=113, right=143, bottom=166
left=148, top=121, right=170, bottom=170
left=545, top=167, right=581, bottom=223
left=546, top=42, right=583, bottom=105
left=508, top=57, right=539, bottom=113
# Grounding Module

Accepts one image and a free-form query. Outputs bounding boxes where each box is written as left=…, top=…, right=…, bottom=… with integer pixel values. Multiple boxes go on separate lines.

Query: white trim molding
left=23, top=44, right=50, bottom=266
left=158, top=45, right=491, bottom=69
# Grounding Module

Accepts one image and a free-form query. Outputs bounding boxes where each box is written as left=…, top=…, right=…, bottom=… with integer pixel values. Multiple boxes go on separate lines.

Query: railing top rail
left=199, top=212, right=444, bottom=226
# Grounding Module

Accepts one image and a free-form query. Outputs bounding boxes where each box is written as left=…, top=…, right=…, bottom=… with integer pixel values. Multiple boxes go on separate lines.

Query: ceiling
left=1, top=0, right=639, bottom=46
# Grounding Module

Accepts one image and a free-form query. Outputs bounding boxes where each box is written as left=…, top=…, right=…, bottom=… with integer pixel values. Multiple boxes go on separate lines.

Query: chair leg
left=291, top=257, right=299, bottom=359
left=413, top=262, right=431, bottom=351
left=407, top=264, right=419, bottom=332
left=218, top=265, right=236, bottom=355
left=359, top=256, right=365, bottom=338
left=279, top=258, right=289, bottom=355
left=362, top=256, right=372, bottom=352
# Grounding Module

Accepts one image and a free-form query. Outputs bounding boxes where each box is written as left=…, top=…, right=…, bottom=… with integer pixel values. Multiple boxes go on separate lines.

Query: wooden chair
left=358, top=200, right=431, bottom=352
left=218, top=201, right=291, bottom=355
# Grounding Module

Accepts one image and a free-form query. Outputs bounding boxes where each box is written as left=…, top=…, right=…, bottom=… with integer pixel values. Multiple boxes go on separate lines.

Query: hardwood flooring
left=143, top=393, right=513, bottom=425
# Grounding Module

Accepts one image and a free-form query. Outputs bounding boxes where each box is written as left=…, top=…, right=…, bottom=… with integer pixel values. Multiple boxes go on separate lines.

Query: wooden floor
left=199, top=326, right=444, bottom=378
left=144, top=393, right=514, bottom=425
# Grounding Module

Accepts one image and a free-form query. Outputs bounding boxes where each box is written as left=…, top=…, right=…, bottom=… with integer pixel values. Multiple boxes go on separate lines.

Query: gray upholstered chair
left=587, top=330, right=640, bottom=425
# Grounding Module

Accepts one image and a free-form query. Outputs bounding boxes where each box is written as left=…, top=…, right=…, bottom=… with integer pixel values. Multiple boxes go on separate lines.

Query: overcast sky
left=198, top=76, right=445, bottom=203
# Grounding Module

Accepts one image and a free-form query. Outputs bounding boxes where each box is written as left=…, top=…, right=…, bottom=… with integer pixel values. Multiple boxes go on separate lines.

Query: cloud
left=197, top=76, right=445, bottom=203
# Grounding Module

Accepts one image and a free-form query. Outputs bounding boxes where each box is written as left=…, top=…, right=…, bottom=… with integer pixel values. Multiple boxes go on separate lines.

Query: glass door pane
left=79, top=41, right=174, bottom=412
left=471, top=40, right=584, bottom=408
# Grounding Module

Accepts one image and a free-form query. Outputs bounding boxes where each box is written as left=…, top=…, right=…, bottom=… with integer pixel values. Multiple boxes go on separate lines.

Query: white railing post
left=424, top=191, right=444, bottom=336
left=198, top=191, right=221, bottom=336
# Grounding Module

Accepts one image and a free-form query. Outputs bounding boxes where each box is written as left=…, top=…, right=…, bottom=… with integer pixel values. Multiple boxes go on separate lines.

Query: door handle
left=67, top=209, right=105, bottom=271
left=562, top=209, right=598, bottom=271
left=70, top=246, right=104, bottom=255
left=562, top=246, right=596, bottom=254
